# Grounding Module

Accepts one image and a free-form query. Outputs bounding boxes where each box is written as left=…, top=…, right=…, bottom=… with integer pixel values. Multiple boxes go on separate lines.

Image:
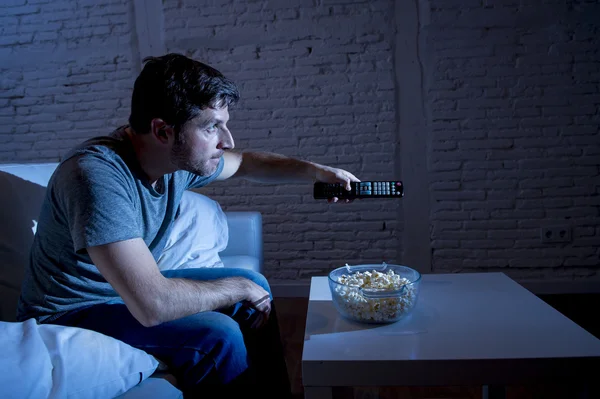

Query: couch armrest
left=220, top=212, right=263, bottom=271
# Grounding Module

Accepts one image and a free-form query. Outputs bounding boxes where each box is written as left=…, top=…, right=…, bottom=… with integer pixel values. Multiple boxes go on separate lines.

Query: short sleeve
left=185, top=156, right=225, bottom=189
left=54, top=155, right=142, bottom=253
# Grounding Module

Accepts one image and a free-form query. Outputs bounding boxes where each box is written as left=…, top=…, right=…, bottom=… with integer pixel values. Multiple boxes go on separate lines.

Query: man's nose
left=218, top=128, right=234, bottom=150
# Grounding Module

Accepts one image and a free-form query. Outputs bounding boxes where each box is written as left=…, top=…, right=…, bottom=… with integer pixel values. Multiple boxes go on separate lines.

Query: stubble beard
left=170, top=137, right=217, bottom=177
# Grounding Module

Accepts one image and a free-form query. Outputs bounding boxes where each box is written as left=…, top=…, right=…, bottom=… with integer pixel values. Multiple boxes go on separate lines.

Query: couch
left=0, top=162, right=264, bottom=398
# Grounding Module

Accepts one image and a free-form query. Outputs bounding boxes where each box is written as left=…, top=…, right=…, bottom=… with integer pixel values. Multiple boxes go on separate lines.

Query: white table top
left=302, top=272, right=600, bottom=387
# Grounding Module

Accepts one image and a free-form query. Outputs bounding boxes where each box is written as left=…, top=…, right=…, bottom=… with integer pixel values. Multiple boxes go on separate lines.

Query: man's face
left=170, top=106, right=234, bottom=176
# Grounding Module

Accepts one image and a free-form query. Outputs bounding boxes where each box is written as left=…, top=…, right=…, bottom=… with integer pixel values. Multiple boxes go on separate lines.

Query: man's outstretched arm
left=216, top=151, right=360, bottom=189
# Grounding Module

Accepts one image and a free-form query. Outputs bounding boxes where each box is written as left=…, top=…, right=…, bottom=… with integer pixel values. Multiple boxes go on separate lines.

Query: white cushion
left=221, top=255, right=261, bottom=272
left=0, top=318, right=159, bottom=399
left=157, top=190, right=229, bottom=271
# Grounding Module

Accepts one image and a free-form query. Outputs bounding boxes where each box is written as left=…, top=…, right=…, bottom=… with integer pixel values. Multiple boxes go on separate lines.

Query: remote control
left=314, top=181, right=404, bottom=199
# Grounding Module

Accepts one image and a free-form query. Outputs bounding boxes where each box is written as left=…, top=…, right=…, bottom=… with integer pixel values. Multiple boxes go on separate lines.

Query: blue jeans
left=45, top=268, right=291, bottom=397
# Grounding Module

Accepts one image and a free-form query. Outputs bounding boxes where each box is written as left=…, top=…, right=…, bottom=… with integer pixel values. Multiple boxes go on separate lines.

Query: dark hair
left=128, top=53, right=240, bottom=134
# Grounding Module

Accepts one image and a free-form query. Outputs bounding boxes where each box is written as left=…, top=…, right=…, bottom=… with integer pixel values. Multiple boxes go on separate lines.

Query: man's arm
left=87, top=238, right=270, bottom=327
left=216, top=151, right=360, bottom=189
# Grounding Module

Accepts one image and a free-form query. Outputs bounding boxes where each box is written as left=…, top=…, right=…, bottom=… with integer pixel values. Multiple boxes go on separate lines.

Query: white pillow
left=157, top=190, right=228, bottom=271
left=0, top=318, right=159, bottom=399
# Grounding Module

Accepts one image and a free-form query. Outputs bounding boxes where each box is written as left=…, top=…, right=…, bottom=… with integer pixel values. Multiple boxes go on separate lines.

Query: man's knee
left=173, top=312, right=249, bottom=385
left=187, top=312, right=245, bottom=352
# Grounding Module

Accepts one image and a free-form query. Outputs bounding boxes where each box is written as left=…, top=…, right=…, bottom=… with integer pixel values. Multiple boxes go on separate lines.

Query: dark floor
left=275, top=293, right=600, bottom=399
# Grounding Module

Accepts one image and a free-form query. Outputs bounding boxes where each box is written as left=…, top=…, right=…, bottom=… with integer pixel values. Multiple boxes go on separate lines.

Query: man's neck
left=124, top=127, right=172, bottom=186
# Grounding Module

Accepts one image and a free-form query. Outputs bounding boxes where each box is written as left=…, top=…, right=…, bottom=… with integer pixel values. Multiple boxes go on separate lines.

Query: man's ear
left=150, top=118, right=174, bottom=144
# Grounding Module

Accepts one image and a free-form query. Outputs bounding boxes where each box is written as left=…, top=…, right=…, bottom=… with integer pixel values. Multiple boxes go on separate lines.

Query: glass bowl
left=328, top=263, right=421, bottom=324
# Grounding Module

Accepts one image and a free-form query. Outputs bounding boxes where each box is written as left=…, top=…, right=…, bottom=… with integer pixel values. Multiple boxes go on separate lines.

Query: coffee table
left=302, top=272, right=600, bottom=399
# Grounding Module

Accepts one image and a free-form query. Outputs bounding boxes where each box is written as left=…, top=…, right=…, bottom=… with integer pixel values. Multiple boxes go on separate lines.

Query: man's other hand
left=242, top=280, right=272, bottom=329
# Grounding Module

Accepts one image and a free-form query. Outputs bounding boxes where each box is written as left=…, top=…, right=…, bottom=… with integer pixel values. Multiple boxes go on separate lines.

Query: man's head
left=128, top=53, right=239, bottom=176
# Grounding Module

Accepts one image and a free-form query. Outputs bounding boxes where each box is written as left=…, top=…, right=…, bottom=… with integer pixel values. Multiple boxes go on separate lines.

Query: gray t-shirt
left=16, top=126, right=224, bottom=322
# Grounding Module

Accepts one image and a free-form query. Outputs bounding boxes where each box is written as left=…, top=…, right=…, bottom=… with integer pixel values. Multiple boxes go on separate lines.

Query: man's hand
left=315, top=165, right=361, bottom=203
left=242, top=279, right=272, bottom=329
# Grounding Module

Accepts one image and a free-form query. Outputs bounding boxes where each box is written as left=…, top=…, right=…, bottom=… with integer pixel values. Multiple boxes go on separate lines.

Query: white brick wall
left=0, top=0, right=136, bottom=162
left=425, top=0, right=600, bottom=280
left=1, top=0, right=598, bottom=285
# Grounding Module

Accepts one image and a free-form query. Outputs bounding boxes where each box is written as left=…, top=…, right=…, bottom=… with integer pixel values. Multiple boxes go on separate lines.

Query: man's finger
left=251, top=294, right=271, bottom=307
left=348, top=172, right=361, bottom=182
left=256, top=297, right=271, bottom=316
left=260, top=299, right=272, bottom=315
left=256, top=304, right=271, bottom=328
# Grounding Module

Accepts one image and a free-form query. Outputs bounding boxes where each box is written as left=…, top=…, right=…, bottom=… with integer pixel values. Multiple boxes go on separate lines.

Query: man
left=17, top=53, right=359, bottom=396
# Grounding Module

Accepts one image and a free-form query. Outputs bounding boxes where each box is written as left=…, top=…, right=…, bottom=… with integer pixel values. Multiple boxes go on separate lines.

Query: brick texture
left=425, top=0, right=600, bottom=279
left=0, top=0, right=136, bottom=162
left=1, top=0, right=598, bottom=284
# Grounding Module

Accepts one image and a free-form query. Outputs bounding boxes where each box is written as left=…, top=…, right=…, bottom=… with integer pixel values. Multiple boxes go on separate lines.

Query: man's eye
left=207, top=124, right=218, bottom=132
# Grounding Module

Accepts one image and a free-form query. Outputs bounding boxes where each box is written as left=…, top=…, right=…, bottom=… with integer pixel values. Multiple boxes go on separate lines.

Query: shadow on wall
left=0, top=172, right=46, bottom=321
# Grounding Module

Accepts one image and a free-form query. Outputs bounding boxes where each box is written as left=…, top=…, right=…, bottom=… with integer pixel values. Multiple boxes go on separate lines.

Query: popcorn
left=332, top=266, right=417, bottom=323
